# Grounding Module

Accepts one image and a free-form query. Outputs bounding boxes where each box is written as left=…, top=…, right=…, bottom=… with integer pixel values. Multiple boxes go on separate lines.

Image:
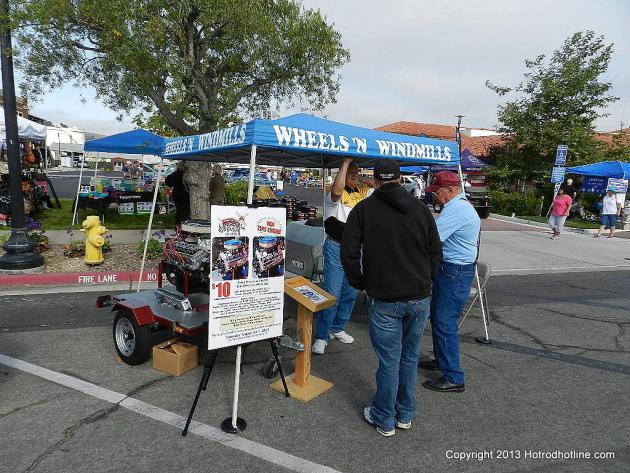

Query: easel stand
left=182, top=339, right=289, bottom=437
left=473, top=266, right=492, bottom=345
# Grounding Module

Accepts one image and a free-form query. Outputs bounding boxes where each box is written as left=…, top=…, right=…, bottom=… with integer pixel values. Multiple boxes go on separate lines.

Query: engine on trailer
left=162, top=220, right=213, bottom=294
left=253, top=236, right=285, bottom=278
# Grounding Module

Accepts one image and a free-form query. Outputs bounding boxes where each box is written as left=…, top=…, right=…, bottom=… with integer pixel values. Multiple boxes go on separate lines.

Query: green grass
left=520, top=215, right=599, bottom=229
left=34, top=199, right=176, bottom=230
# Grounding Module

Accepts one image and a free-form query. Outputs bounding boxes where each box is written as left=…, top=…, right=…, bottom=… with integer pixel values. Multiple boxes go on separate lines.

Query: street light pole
left=455, top=114, right=466, bottom=188
left=0, top=0, right=44, bottom=270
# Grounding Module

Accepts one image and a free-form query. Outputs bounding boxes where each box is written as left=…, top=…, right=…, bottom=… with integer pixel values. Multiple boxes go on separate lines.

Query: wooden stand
left=270, top=276, right=336, bottom=402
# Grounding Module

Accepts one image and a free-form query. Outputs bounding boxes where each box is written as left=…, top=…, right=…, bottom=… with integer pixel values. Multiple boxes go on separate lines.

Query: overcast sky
left=25, top=0, right=630, bottom=135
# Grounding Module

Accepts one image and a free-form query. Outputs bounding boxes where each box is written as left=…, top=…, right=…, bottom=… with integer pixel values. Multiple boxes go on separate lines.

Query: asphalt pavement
left=1, top=267, right=629, bottom=473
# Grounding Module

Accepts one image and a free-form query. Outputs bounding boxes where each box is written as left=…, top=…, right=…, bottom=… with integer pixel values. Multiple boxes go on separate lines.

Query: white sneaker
left=312, top=339, right=327, bottom=355
left=363, top=407, right=395, bottom=437
left=330, top=330, right=354, bottom=344
left=396, top=419, right=412, bottom=430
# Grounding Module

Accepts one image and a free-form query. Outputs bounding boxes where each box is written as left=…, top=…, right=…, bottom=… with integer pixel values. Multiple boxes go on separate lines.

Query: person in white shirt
left=595, top=189, right=622, bottom=238
left=312, top=158, right=375, bottom=355
left=412, top=175, right=425, bottom=200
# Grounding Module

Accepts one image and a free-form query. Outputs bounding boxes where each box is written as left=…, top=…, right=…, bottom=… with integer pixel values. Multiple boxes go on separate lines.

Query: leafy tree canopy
left=10, top=0, right=350, bottom=218
left=11, top=0, right=350, bottom=135
left=486, top=31, right=618, bottom=182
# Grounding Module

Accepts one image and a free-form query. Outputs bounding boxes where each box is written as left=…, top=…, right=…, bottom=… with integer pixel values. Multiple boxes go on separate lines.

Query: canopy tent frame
left=138, top=113, right=499, bottom=429
left=70, top=129, right=165, bottom=226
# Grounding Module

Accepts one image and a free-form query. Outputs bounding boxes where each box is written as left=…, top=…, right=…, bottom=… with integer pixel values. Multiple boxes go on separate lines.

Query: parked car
left=227, top=168, right=276, bottom=188
left=424, top=189, right=492, bottom=219
left=400, top=174, right=422, bottom=194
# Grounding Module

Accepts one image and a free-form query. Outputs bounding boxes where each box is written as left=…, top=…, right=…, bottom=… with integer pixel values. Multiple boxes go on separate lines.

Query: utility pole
left=0, top=0, right=44, bottom=270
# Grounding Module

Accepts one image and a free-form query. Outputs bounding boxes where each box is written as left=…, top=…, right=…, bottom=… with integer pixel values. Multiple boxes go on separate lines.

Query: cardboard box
left=152, top=339, right=198, bottom=376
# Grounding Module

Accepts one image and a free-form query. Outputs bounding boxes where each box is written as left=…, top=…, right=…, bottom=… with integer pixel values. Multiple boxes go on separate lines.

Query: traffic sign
left=555, top=145, right=568, bottom=166
left=551, top=166, right=566, bottom=183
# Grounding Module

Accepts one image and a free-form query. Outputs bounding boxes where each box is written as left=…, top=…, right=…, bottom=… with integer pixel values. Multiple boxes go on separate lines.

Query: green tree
left=486, top=31, right=618, bottom=184
left=11, top=0, right=349, bottom=219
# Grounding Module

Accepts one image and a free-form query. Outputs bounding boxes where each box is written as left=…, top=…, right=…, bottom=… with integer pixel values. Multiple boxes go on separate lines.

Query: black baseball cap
left=374, top=160, right=401, bottom=181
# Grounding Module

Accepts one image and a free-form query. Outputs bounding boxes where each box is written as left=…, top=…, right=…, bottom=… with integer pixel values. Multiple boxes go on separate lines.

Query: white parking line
left=0, top=353, right=341, bottom=473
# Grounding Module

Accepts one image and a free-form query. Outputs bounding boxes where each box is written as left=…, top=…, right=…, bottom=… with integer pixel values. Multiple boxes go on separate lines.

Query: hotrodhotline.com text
left=445, top=449, right=615, bottom=461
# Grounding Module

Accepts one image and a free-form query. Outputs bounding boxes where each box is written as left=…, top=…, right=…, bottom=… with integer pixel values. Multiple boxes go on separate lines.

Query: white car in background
left=400, top=174, right=421, bottom=194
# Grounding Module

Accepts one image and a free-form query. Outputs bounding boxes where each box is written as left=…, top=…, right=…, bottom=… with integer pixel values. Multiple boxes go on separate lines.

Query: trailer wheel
left=262, top=357, right=279, bottom=379
left=113, top=310, right=151, bottom=365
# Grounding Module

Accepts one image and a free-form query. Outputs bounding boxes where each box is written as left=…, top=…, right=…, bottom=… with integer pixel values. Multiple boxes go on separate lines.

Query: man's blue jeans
left=368, top=297, right=431, bottom=431
left=430, top=261, right=476, bottom=384
left=315, top=238, right=357, bottom=342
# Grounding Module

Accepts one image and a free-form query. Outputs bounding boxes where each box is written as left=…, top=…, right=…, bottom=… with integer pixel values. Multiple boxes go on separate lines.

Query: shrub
left=490, top=190, right=542, bottom=216
left=225, top=181, right=249, bottom=205
left=135, top=238, right=163, bottom=259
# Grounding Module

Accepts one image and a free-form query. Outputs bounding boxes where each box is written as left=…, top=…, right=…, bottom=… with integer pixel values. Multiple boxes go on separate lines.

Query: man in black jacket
left=341, top=160, right=442, bottom=437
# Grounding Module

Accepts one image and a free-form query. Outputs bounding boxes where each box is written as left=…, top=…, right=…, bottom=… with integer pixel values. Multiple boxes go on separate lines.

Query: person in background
left=209, top=164, right=226, bottom=205
left=312, top=158, right=375, bottom=355
left=271, top=169, right=278, bottom=181
left=419, top=171, right=480, bottom=393
left=412, top=175, right=426, bottom=200
left=341, top=160, right=441, bottom=437
left=164, top=162, right=190, bottom=225
left=122, top=161, right=131, bottom=178
left=561, top=178, right=578, bottom=201
left=548, top=188, right=572, bottom=240
left=595, top=189, right=622, bottom=238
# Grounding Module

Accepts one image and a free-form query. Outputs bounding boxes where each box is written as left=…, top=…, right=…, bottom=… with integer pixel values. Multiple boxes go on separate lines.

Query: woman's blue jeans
left=368, top=297, right=431, bottom=431
left=315, top=238, right=358, bottom=341
left=430, top=261, right=476, bottom=384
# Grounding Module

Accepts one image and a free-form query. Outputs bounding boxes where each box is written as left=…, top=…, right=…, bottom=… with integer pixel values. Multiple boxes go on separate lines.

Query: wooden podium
left=270, top=276, right=337, bottom=402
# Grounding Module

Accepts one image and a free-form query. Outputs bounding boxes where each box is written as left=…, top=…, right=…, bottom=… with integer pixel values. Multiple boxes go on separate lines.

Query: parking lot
left=1, top=229, right=629, bottom=473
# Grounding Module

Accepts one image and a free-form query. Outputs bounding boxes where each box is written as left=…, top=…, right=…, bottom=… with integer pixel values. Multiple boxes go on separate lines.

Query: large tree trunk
left=184, top=161, right=213, bottom=221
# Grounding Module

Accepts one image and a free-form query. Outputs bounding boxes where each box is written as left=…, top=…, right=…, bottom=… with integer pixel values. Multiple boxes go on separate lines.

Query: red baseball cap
left=425, top=171, right=462, bottom=193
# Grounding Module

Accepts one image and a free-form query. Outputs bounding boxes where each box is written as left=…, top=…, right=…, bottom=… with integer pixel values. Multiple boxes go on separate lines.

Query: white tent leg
left=72, top=158, right=86, bottom=226
left=137, top=158, right=163, bottom=292
left=94, top=153, right=99, bottom=176
left=247, top=145, right=257, bottom=205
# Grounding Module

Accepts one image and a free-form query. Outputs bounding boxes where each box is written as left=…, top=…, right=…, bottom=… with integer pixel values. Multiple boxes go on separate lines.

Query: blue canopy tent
left=567, top=161, right=630, bottom=179
left=400, top=166, right=429, bottom=174
left=162, top=113, right=460, bottom=203
left=84, top=129, right=165, bottom=155
left=72, top=129, right=166, bottom=227
left=162, top=113, right=459, bottom=166
left=430, top=149, right=488, bottom=172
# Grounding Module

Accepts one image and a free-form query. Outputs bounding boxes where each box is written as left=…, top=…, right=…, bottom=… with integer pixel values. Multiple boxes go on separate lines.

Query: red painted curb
left=0, top=270, right=160, bottom=287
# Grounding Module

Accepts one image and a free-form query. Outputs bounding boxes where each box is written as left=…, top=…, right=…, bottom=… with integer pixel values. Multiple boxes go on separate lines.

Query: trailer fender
left=112, top=299, right=156, bottom=326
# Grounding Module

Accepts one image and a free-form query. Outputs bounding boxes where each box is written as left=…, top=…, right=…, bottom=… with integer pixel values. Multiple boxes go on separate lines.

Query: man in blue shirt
left=421, top=171, right=480, bottom=392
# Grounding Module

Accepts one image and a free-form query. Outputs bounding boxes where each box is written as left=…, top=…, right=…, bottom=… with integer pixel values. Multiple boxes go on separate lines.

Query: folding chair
left=310, top=244, right=324, bottom=283
left=458, top=260, right=492, bottom=344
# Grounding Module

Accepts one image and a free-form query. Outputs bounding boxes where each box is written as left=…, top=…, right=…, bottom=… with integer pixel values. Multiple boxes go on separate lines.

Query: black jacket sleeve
left=425, top=207, right=443, bottom=281
left=340, top=206, right=365, bottom=290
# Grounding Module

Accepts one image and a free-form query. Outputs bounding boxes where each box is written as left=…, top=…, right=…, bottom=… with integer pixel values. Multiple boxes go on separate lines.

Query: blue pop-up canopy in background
left=85, top=129, right=165, bottom=156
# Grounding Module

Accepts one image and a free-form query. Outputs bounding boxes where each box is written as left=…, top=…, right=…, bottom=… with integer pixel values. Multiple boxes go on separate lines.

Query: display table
left=271, top=276, right=336, bottom=402
left=73, top=196, right=109, bottom=221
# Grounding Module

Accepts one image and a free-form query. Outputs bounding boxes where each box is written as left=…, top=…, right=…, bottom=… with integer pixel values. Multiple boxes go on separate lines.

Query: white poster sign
left=208, top=205, right=286, bottom=350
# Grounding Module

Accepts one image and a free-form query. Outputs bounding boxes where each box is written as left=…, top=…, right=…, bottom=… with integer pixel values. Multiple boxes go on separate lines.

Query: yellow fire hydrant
left=81, top=216, right=108, bottom=265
